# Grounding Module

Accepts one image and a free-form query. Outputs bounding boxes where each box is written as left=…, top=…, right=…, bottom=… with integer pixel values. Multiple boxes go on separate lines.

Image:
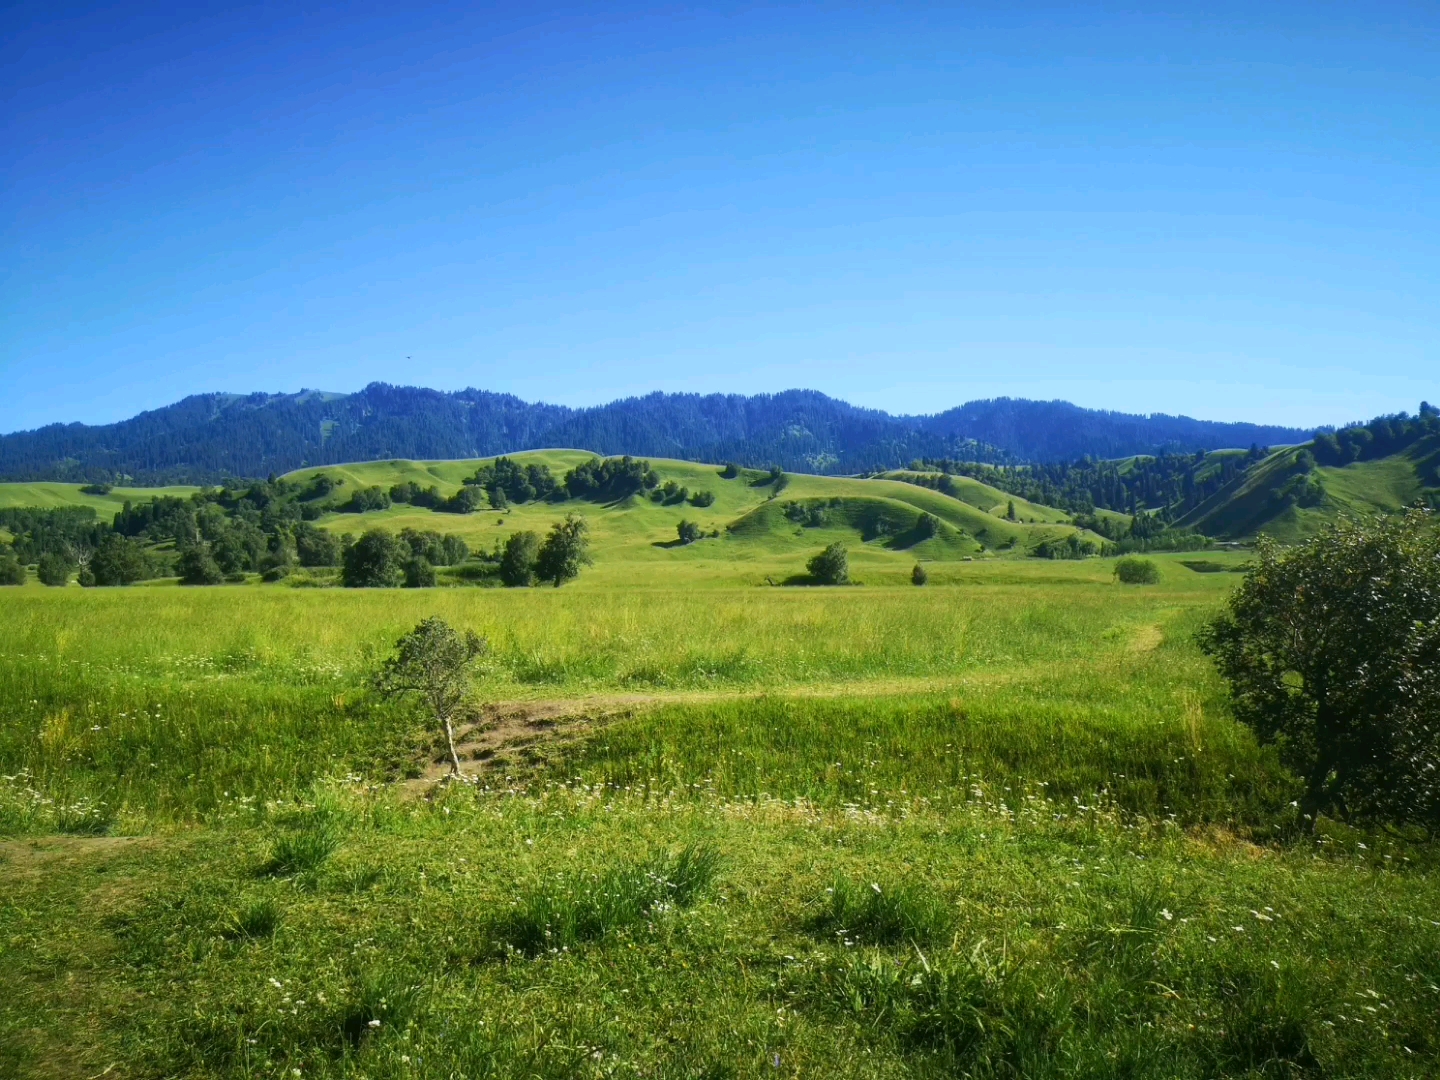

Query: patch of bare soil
left=405, top=695, right=660, bottom=788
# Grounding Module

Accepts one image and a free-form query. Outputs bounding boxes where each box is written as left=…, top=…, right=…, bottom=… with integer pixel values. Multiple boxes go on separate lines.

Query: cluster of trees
left=493, top=516, right=591, bottom=587
left=564, top=455, right=656, bottom=500
left=1030, top=534, right=1103, bottom=560
left=911, top=444, right=1272, bottom=518
left=784, top=501, right=832, bottom=528
left=465, top=457, right=561, bottom=505
left=338, top=529, right=465, bottom=588
left=0, top=505, right=165, bottom=586
left=389, top=481, right=444, bottom=508
left=1312, top=404, right=1439, bottom=466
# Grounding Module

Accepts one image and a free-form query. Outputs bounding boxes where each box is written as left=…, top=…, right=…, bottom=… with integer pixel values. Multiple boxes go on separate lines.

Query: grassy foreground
left=2, top=563, right=1438, bottom=1078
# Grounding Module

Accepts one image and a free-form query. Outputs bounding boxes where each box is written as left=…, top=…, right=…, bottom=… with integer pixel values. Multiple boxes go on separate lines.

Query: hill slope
left=0, top=452, right=1113, bottom=586
left=1179, top=427, right=1440, bottom=541
left=0, top=384, right=1313, bottom=484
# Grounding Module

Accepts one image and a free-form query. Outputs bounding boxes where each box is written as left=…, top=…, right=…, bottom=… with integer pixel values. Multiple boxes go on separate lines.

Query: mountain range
left=0, top=385, right=1315, bottom=485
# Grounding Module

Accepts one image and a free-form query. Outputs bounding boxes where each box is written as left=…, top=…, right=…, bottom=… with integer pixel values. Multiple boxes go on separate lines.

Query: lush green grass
left=0, top=481, right=199, bottom=513
left=1, top=550, right=1436, bottom=1078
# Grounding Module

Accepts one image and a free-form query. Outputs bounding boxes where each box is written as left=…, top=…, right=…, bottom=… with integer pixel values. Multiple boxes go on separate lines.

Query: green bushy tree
left=807, top=542, right=849, bottom=585
left=535, top=515, right=591, bottom=587
left=295, top=523, right=341, bottom=567
left=0, top=550, right=25, bottom=585
left=499, top=531, right=540, bottom=587
left=342, top=530, right=407, bottom=588
left=1199, top=512, right=1440, bottom=829
left=911, top=562, right=928, bottom=586
left=404, top=558, right=437, bottom=588
left=36, top=552, right=73, bottom=587
left=87, top=534, right=150, bottom=586
left=1113, top=556, right=1160, bottom=584
left=177, top=544, right=225, bottom=585
left=676, top=519, right=702, bottom=545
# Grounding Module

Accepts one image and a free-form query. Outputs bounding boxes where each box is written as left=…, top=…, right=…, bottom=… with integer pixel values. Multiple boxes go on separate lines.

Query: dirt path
left=407, top=672, right=1026, bottom=787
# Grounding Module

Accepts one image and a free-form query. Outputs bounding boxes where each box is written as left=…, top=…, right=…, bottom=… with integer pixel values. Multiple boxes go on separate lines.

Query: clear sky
left=3, top=2, right=1436, bottom=434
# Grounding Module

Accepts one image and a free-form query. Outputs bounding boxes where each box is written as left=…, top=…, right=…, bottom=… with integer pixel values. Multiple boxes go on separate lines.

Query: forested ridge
left=0, top=384, right=1313, bottom=484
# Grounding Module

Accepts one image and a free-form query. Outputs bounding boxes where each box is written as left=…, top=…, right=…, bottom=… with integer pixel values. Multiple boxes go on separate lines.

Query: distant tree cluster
left=1032, top=534, right=1101, bottom=560
left=390, top=481, right=443, bottom=508
left=466, top=457, right=560, bottom=505
left=908, top=444, right=1271, bottom=520
left=339, top=527, right=470, bottom=588
left=1312, top=404, right=1439, bottom=467
left=566, top=456, right=657, bottom=500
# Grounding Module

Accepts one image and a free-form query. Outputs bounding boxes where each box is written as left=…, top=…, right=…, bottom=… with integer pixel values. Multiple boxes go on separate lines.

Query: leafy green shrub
left=807, top=542, right=849, bottom=585
left=87, top=533, right=151, bottom=585
left=911, top=563, right=928, bottom=586
left=177, top=544, right=224, bottom=585
left=403, top=558, right=436, bottom=588
left=342, top=530, right=407, bottom=587
left=499, top=530, right=539, bottom=586
left=0, top=551, right=25, bottom=585
left=36, top=552, right=72, bottom=586
left=79, top=482, right=112, bottom=495
left=719, top=462, right=740, bottom=479
left=498, top=843, right=719, bottom=955
left=1200, top=512, right=1440, bottom=829
left=689, top=490, right=715, bottom=507
left=676, top=519, right=702, bottom=545
left=808, top=878, right=952, bottom=945
left=1113, top=556, right=1160, bottom=584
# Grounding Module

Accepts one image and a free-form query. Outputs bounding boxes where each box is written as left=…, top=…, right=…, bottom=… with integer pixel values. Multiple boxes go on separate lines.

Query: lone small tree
left=535, top=514, right=592, bottom=587
left=1199, top=512, right=1440, bottom=829
left=1113, top=556, right=1159, bottom=584
left=807, top=542, right=849, bottom=585
left=911, top=562, right=928, bottom=586
left=374, top=617, right=487, bottom=778
left=677, top=519, right=702, bottom=545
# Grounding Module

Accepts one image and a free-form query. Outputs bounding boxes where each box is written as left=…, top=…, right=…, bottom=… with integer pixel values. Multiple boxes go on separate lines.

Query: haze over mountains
left=0, top=385, right=1315, bottom=485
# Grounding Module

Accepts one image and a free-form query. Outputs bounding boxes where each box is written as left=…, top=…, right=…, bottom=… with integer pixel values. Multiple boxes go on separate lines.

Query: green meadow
left=1, top=465, right=1437, bottom=1079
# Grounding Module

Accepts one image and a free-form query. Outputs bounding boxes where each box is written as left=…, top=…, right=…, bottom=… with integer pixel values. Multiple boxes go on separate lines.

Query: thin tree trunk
left=442, top=713, right=463, bottom=777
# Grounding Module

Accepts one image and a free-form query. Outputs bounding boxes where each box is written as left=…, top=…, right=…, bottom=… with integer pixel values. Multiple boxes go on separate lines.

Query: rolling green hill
left=286, top=453, right=1107, bottom=584
left=0, top=481, right=199, bottom=513
left=1178, top=433, right=1440, bottom=541
left=0, top=453, right=1109, bottom=587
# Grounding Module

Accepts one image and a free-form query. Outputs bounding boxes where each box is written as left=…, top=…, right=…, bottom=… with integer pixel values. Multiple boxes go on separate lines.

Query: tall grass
left=1, top=577, right=1240, bottom=830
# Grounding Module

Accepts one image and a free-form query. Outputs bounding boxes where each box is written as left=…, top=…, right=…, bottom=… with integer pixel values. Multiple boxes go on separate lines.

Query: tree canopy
left=1200, top=512, right=1440, bottom=830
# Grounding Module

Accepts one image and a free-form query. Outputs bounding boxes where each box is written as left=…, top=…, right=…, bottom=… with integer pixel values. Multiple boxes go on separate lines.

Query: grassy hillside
left=0, top=453, right=1112, bottom=586
left=297, top=455, right=1108, bottom=582
left=0, top=481, right=198, bottom=513
left=1179, top=435, right=1440, bottom=541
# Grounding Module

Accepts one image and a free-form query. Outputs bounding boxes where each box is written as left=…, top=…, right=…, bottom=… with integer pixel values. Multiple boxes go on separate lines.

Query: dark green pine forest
left=0, top=384, right=1312, bottom=485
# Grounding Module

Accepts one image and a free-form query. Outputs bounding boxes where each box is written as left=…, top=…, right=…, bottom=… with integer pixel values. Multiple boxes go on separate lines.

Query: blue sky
left=3, top=1, right=1436, bottom=433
